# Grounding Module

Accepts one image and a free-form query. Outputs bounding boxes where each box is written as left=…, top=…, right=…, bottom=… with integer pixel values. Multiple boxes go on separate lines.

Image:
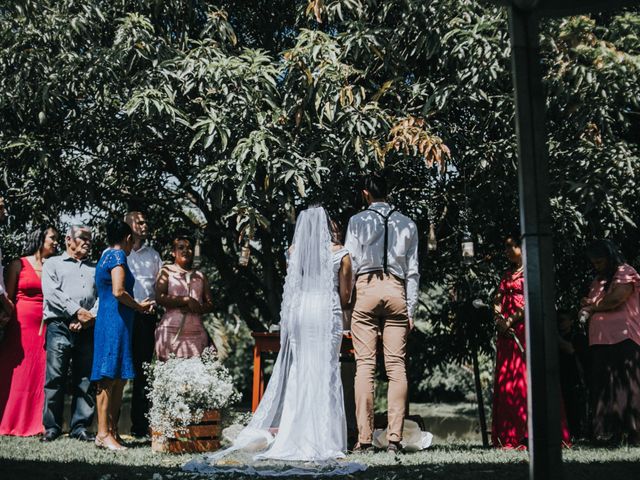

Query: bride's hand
left=408, top=316, right=414, bottom=331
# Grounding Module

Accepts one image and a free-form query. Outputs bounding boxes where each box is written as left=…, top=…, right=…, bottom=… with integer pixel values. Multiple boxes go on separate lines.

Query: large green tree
left=1, top=1, right=639, bottom=375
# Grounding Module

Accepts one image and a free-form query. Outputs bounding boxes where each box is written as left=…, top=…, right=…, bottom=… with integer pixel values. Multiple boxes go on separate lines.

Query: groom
left=345, top=172, right=420, bottom=453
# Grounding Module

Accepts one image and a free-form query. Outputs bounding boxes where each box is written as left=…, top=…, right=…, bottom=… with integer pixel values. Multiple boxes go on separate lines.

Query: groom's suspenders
left=367, top=207, right=397, bottom=274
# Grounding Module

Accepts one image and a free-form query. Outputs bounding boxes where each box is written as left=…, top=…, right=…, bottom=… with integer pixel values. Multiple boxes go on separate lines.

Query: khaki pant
left=351, top=272, right=409, bottom=443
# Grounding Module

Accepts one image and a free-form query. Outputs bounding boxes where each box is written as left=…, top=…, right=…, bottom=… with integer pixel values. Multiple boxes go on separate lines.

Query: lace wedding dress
left=184, top=207, right=366, bottom=476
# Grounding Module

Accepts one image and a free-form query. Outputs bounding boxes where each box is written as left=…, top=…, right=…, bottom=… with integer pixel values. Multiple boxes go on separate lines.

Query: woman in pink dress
left=491, top=234, right=570, bottom=448
left=155, top=233, right=214, bottom=361
left=0, top=225, right=59, bottom=436
left=581, top=239, right=640, bottom=445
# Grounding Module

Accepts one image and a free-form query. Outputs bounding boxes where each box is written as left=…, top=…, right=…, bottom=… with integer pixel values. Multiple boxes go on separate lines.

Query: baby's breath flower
left=145, top=347, right=240, bottom=439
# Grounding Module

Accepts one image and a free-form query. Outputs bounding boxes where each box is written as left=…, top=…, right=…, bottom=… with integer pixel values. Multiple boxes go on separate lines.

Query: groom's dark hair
left=364, top=172, right=388, bottom=199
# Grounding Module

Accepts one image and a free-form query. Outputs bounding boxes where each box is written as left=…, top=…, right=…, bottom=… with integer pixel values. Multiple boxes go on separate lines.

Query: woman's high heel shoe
left=95, top=434, right=127, bottom=451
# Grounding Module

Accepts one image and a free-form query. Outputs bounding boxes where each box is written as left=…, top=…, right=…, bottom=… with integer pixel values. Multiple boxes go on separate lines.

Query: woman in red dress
left=491, top=234, right=570, bottom=448
left=0, top=225, right=59, bottom=436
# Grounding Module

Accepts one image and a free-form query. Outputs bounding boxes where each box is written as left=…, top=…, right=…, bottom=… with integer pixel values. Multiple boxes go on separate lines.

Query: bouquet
left=146, top=348, right=240, bottom=439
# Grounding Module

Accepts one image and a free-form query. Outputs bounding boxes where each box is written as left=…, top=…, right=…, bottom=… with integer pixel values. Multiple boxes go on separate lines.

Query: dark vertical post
left=507, top=6, right=563, bottom=480
left=471, top=340, right=489, bottom=447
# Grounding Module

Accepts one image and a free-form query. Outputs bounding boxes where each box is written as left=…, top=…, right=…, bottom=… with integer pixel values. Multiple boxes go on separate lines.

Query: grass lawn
left=1, top=435, right=639, bottom=480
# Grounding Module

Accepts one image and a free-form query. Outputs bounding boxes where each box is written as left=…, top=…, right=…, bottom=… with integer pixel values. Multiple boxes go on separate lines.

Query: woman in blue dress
left=91, top=220, right=153, bottom=450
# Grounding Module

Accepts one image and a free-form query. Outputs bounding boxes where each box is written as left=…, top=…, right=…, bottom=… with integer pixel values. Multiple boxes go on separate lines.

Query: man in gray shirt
left=41, top=225, right=98, bottom=442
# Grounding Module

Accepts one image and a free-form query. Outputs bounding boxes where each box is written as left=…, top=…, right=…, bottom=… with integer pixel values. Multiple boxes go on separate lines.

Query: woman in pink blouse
left=581, top=239, right=640, bottom=445
left=155, top=233, right=215, bottom=361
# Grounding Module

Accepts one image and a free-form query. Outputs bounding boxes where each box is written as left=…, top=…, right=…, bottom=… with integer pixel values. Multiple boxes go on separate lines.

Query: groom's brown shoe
left=387, top=441, right=403, bottom=454
left=352, top=442, right=376, bottom=453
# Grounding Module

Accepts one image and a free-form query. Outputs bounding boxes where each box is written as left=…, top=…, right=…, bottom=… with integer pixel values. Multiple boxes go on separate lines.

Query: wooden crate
left=152, top=409, right=221, bottom=453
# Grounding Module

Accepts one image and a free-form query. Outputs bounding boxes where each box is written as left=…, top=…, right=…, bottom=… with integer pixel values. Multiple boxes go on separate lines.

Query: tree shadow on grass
left=0, top=459, right=179, bottom=480
left=1, top=457, right=638, bottom=480
left=360, top=461, right=640, bottom=480
left=0, top=460, right=524, bottom=480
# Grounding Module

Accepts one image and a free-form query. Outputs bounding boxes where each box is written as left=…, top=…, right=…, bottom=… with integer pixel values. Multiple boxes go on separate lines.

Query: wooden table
left=251, top=332, right=355, bottom=412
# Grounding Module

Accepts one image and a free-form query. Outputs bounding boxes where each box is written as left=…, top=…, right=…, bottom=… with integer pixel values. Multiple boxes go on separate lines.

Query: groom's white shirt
left=345, top=202, right=420, bottom=318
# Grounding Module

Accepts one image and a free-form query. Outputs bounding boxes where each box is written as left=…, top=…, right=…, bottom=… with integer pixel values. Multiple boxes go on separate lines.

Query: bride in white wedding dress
left=184, top=206, right=366, bottom=476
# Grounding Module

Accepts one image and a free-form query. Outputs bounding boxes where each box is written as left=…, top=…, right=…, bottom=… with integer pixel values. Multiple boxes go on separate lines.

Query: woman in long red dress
left=491, top=234, right=570, bottom=448
left=0, top=225, right=59, bottom=436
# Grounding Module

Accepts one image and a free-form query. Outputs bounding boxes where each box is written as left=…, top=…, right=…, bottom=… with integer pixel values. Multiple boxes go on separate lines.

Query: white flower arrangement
left=146, top=348, right=240, bottom=439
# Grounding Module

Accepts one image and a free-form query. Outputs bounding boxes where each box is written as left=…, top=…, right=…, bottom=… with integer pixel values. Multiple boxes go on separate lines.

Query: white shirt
left=345, top=202, right=420, bottom=318
left=0, top=247, right=5, bottom=296
left=128, top=243, right=163, bottom=302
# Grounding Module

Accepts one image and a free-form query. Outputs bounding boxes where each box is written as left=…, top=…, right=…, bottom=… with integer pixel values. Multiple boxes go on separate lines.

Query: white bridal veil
left=184, top=206, right=366, bottom=476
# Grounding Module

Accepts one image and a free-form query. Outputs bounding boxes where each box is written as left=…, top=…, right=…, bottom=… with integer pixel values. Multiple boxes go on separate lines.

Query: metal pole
left=471, top=339, right=489, bottom=447
left=507, top=6, right=563, bottom=480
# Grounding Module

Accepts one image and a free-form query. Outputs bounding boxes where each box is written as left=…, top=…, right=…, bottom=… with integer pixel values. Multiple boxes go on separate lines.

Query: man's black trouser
left=130, top=312, right=156, bottom=435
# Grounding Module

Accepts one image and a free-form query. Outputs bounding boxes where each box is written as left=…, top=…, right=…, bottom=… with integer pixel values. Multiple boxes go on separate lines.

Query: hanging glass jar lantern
left=193, top=236, right=202, bottom=269
left=428, top=222, right=437, bottom=252
left=461, top=228, right=475, bottom=265
left=238, top=238, right=251, bottom=267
